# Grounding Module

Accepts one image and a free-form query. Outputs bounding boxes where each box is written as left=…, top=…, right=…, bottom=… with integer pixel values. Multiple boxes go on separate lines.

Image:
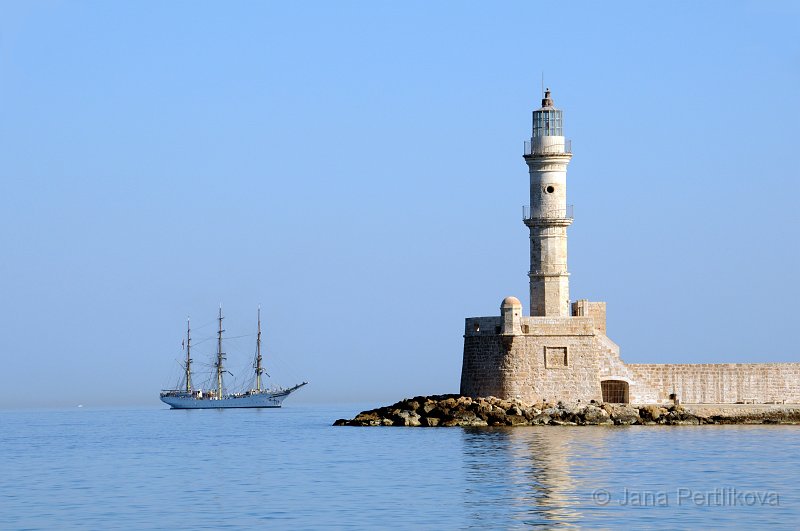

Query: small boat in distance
left=160, top=308, right=307, bottom=409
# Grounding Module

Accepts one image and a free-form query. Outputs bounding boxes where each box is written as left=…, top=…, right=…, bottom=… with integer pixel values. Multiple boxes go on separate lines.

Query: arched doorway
left=601, top=380, right=629, bottom=404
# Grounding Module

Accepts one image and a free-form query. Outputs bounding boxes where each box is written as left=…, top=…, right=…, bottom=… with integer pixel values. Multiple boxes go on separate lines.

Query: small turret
left=500, top=296, right=523, bottom=335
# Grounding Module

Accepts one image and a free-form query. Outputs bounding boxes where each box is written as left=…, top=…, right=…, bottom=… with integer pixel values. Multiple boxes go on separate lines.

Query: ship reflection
left=460, top=427, right=615, bottom=528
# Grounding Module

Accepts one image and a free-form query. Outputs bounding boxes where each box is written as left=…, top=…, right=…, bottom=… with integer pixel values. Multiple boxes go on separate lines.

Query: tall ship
left=160, top=308, right=307, bottom=409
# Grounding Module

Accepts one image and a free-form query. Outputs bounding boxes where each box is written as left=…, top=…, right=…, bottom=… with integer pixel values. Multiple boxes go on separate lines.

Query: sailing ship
left=160, top=308, right=307, bottom=409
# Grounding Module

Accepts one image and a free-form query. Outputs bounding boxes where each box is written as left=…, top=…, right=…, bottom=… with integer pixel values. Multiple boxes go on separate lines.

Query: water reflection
left=460, top=427, right=616, bottom=528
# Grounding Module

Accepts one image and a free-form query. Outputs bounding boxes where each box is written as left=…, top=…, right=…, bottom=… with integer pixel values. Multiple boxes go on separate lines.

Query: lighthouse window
left=533, top=110, right=563, bottom=138
left=545, top=185, right=555, bottom=194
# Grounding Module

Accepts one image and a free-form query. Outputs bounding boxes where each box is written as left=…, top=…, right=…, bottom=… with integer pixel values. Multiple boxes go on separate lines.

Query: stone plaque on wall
left=545, top=346, right=569, bottom=368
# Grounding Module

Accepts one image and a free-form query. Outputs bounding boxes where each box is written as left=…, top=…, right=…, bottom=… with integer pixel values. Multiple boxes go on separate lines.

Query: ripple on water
left=0, top=407, right=798, bottom=529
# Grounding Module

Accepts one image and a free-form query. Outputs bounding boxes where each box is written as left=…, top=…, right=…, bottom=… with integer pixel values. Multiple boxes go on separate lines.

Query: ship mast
left=255, top=307, right=263, bottom=392
left=185, top=317, right=192, bottom=392
left=215, top=306, right=225, bottom=399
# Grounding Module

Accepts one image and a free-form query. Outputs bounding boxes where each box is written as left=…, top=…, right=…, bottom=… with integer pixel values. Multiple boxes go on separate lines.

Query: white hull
left=160, top=383, right=306, bottom=409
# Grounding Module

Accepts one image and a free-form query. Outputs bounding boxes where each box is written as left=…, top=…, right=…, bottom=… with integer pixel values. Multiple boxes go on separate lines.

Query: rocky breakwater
left=333, top=395, right=800, bottom=427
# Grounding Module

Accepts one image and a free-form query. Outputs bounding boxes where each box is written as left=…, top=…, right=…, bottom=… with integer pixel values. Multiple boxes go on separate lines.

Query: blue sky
left=1, top=1, right=798, bottom=408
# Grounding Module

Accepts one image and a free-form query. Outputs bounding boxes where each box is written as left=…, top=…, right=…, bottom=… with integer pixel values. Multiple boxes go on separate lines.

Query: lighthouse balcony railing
left=528, top=265, right=569, bottom=276
left=523, top=204, right=574, bottom=221
left=524, top=139, right=572, bottom=156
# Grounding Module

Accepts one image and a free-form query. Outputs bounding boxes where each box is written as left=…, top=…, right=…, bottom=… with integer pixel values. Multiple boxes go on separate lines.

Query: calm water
left=2, top=405, right=799, bottom=529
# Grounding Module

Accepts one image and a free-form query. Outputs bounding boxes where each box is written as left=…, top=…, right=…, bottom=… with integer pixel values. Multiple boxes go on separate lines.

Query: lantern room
left=528, top=88, right=568, bottom=155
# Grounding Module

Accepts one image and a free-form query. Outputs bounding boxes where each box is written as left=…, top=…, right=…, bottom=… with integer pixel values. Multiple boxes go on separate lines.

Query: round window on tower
left=544, top=185, right=555, bottom=194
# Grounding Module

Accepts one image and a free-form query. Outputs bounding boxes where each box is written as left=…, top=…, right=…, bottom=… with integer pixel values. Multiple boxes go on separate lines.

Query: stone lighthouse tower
left=523, top=88, right=573, bottom=317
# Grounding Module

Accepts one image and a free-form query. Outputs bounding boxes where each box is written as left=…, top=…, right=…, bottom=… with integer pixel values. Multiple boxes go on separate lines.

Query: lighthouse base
left=460, top=299, right=800, bottom=405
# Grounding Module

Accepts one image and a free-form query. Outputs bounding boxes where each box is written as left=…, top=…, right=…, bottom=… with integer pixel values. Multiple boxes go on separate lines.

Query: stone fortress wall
left=461, top=298, right=800, bottom=405
left=625, top=363, right=800, bottom=404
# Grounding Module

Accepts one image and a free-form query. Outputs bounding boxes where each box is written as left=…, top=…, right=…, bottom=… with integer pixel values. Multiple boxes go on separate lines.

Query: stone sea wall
left=627, top=363, right=800, bottom=404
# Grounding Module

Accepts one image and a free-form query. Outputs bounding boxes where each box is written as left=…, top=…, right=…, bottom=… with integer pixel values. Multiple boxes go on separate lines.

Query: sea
left=1, top=404, right=799, bottom=530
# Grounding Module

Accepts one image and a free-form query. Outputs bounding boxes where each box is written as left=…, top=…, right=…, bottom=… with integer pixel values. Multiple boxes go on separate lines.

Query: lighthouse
left=523, top=88, right=573, bottom=317
left=460, top=85, right=800, bottom=407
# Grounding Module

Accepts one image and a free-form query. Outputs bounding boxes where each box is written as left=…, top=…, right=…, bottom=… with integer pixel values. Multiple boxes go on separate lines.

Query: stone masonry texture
left=460, top=309, right=800, bottom=405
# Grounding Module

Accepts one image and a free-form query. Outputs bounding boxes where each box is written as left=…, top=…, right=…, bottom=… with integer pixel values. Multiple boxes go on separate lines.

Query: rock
left=404, top=400, right=420, bottom=412
left=524, top=407, right=542, bottom=419
left=424, top=417, right=440, bottom=427
left=531, top=413, right=551, bottom=425
left=454, top=411, right=488, bottom=427
left=610, top=405, right=641, bottom=425
left=582, top=405, right=611, bottom=425
left=353, top=411, right=383, bottom=426
left=441, top=398, right=458, bottom=409
left=508, top=405, right=523, bottom=416
left=506, top=414, right=528, bottom=426
left=467, top=401, right=482, bottom=414
left=487, top=410, right=508, bottom=426
left=672, top=415, right=700, bottom=426
left=496, top=399, right=513, bottom=411
left=426, top=406, right=447, bottom=419
left=332, top=395, right=800, bottom=427
left=639, top=405, right=668, bottom=422
left=394, top=410, right=421, bottom=427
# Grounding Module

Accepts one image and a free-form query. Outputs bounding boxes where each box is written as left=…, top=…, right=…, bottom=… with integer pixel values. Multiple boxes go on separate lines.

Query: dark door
left=601, top=380, right=629, bottom=403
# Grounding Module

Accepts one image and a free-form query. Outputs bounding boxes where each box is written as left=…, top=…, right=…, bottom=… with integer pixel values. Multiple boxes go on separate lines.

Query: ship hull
left=160, top=383, right=306, bottom=409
